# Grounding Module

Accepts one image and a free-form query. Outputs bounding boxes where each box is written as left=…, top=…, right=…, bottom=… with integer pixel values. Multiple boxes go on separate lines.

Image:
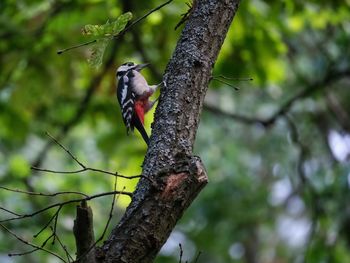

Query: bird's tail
left=132, top=114, right=150, bottom=146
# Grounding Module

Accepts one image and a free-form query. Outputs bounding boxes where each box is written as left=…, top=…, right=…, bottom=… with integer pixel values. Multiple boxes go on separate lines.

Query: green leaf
left=104, top=12, right=133, bottom=36
left=82, top=12, right=133, bottom=37
left=83, top=12, right=133, bottom=68
left=87, top=38, right=109, bottom=68
left=82, top=24, right=104, bottom=36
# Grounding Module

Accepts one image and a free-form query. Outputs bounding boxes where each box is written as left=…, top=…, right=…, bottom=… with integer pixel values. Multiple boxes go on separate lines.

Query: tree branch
left=99, top=1, right=241, bottom=262
left=0, top=223, right=67, bottom=262
left=205, top=68, right=350, bottom=127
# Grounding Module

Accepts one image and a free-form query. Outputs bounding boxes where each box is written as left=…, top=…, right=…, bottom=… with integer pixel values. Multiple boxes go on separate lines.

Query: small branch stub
left=73, top=200, right=96, bottom=263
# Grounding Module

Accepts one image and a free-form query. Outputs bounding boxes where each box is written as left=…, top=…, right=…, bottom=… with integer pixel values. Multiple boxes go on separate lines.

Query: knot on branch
left=160, top=156, right=208, bottom=201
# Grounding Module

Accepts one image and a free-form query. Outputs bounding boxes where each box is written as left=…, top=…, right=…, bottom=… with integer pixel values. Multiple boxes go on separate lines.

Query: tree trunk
left=99, top=0, right=241, bottom=262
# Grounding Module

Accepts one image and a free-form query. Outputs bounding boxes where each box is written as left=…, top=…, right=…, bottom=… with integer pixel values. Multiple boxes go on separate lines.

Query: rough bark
left=99, top=0, right=241, bottom=262
left=73, top=200, right=96, bottom=263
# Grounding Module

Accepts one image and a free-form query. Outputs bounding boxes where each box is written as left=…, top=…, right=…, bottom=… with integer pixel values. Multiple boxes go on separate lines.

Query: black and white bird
left=116, top=62, right=161, bottom=146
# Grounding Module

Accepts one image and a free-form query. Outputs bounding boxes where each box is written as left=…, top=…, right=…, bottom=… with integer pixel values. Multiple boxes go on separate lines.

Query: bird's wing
left=117, top=74, right=136, bottom=133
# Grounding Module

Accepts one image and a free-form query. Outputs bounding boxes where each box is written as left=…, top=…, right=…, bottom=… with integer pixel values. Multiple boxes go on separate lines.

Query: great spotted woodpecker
left=116, top=62, right=160, bottom=146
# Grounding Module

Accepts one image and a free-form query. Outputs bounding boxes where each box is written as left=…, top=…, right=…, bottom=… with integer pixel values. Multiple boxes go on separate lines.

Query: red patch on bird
left=134, top=101, right=145, bottom=124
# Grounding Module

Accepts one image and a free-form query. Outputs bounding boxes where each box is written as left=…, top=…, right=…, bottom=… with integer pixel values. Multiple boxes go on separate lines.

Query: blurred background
left=1, top=0, right=350, bottom=262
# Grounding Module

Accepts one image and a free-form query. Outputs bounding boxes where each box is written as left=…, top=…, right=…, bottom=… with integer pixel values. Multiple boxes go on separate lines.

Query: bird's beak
left=135, top=63, right=150, bottom=71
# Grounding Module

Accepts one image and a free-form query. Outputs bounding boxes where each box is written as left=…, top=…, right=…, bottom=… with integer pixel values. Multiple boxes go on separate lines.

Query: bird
left=115, top=62, right=161, bottom=146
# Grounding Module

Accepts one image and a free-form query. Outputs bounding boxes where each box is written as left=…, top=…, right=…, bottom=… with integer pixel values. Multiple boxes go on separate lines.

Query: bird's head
left=116, top=62, right=149, bottom=79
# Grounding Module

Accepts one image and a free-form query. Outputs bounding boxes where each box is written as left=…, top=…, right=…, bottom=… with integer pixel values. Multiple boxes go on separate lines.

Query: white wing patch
left=116, top=66, right=142, bottom=133
left=123, top=108, right=133, bottom=119
left=122, top=99, right=134, bottom=108
left=120, top=75, right=129, bottom=104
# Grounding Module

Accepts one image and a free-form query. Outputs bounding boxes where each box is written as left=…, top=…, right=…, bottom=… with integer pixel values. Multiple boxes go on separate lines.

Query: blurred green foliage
left=1, top=0, right=350, bottom=262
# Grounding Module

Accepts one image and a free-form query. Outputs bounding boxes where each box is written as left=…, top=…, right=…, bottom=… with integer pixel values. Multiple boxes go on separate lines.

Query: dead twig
left=0, top=186, right=88, bottom=198
left=74, top=179, right=121, bottom=262
left=31, top=132, right=150, bottom=182
left=210, top=75, right=253, bottom=91
left=0, top=189, right=132, bottom=224
left=0, top=223, right=67, bottom=262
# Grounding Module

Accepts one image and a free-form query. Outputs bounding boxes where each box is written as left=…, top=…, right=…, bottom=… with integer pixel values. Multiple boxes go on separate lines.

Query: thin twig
left=96, top=180, right=119, bottom=240
left=30, top=132, right=144, bottom=180
left=0, top=186, right=88, bottom=198
left=0, top=223, right=67, bottom=262
left=40, top=233, right=55, bottom=248
left=31, top=166, right=142, bottom=180
left=123, top=0, right=173, bottom=33
left=52, top=207, right=62, bottom=245
left=285, top=116, right=321, bottom=263
left=211, top=77, right=239, bottom=90
left=285, top=116, right=309, bottom=186
left=32, top=132, right=158, bottom=186
left=174, top=1, right=193, bottom=30
left=57, top=0, right=173, bottom=54
left=179, top=243, right=184, bottom=263
left=0, top=207, right=21, bottom=216
left=46, top=132, right=86, bottom=168
left=52, top=227, right=74, bottom=263
left=193, top=251, right=202, bottom=263
left=206, top=68, right=350, bottom=127
left=0, top=190, right=132, bottom=223
left=214, top=75, right=253, bottom=81
left=30, top=38, right=120, bottom=190
left=33, top=208, right=60, bottom=238
left=210, top=74, right=252, bottom=91
left=57, top=40, right=97, bottom=54
left=8, top=248, right=40, bottom=257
